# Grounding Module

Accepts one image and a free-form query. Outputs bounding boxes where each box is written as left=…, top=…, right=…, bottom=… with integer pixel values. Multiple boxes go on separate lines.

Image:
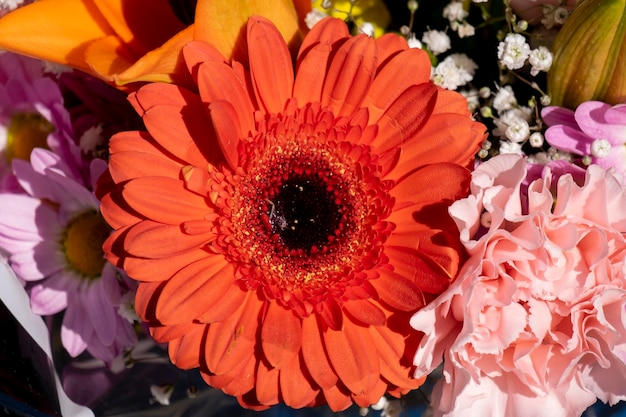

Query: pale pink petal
left=61, top=293, right=92, bottom=357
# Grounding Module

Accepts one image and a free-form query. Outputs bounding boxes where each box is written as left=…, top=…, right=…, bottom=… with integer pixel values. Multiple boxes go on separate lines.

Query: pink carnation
left=411, top=154, right=626, bottom=417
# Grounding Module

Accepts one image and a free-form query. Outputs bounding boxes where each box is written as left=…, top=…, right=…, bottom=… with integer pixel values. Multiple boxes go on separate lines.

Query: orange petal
left=220, top=354, right=258, bottom=396
left=123, top=176, right=210, bottom=224
left=142, top=104, right=215, bottom=168
left=256, top=358, right=280, bottom=405
left=371, top=268, right=424, bottom=311
left=261, top=302, right=302, bottom=369
left=296, top=17, right=349, bottom=62
left=123, top=248, right=209, bottom=282
left=322, top=384, right=353, bottom=412
left=351, top=377, right=387, bottom=408
left=194, top=0, right=302, bottom=64
left=167, top=323, right=206, bottom=369
left=342, top=299, right=386, bottom=326
left=0, top=0, right=111, bottom=74
left=279, top=353, right=319, bottom=408
left=124, top=220, right=213, bottom=259
left=204, top=293, right=262, bottom=375
left=100, top=192, right=142, bottom=230
left=208, top=100, right=243, bottom=169
left=301, top=315, right=338, bottom=389
left=247, top=16, right=294, bottom=114
left=375, top=32, right=409, bottom=69
left=197, top=282, right=248, bottom=324
left=151, top=322, right=199, bottom=342
left=197, top=59, right=255, bottom=135
left=111, top=25, right=195, bottom=87
left=130, top=82, right=201, bottom=113
left=321, top=34, right=377, bottom=118
left=156, top=255, right=235, bottom=324
left=371, top=83, right=438, bottom=153
left=369, top=323, right=423, bottom=389
left=385, top=245, right=452, bottom=294
left=134, top=281, right=166, bottom=322
left=108, top=150, right=182, bottom=184
left=389, top=163, right=470, bottom=207
left=363, top=48, right=432, bottom=124
left=323, top=320, right=380, bottom=396
left=385, top=114, right=485, bottom=179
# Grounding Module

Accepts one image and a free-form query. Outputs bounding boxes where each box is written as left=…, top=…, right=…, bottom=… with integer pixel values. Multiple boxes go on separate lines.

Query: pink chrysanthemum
left=0, top=52, right=83, bottom=192
left=0, top=148, right=137, bottom=363
left=411, top=154, right=626, bottom=417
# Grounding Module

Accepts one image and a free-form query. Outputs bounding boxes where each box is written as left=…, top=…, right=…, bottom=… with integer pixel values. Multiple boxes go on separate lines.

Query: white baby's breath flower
left=422, top=29, right=451, bottom=55
left=505, top=118, right=530, bottom=142
left=431, top=53, right=477, bottom=90
left=443, top=1, right=468, bottom=22
left=499, top=140, right=524, bottom=154
left=305, top=9, right=327, bottom=29
left=407, top=33, right=422, bottom=49
left=529, top=132, right=545, bottom=148
left=591, top=139, right=612, bottom=158
left=79, top=124, right=104, bottom=153
left=497, top=33, right=531, bottom=70
left=492, top=107, right=532, bottom=138
left=492, top=85, right=517, bottom=113
left=457, top=23, right=475, bottom=38
left=358, top=22, right=375, bottom=37
left=0, top=0, right=23, bottom=11
left=529, top=46, right=553, bottom=76
left=553, top=6, right=570, bottom=24
left=150, top=384, right=174, bottom=406
left=460, top=88, right=480, bottom=112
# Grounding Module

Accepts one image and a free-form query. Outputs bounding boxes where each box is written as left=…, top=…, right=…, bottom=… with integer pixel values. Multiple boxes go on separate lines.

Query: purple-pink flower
left=0, top=148, right=137, bottom=363
left=0, top=52, right=83, bottom=192
left=542, top=101, right=626, bottom=176
left=411, top=154, right=626, bottom=417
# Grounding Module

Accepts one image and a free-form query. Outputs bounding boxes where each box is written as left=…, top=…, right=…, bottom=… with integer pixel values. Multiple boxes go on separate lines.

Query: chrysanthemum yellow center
left=207, top=105, right=395, bottom=317
left=63, top=211, right=110, bottom=279
left=6, top=112, right=54, bottom=161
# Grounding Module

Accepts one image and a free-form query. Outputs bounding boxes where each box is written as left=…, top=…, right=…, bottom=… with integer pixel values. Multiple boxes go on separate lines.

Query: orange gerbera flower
left=100, top=17, right=486, bottom=410
left=0, top=0, right=310, bottom=88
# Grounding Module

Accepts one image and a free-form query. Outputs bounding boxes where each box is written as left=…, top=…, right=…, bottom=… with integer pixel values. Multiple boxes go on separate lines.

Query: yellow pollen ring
left=63, top=211, right=110, bottom=279
left=6, top=112, right=54, bottom=162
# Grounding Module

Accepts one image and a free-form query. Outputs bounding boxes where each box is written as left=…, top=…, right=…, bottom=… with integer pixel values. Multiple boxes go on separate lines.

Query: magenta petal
left=544, top=125, right=593, bottom=155
left=100, top=263, right=122, bottom=305
left=541, top=106, right=576, bottom=127
left=575, top=101, right=626, bottom=145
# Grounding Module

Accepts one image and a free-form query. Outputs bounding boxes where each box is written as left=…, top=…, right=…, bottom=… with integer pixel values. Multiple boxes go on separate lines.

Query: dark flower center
left=267, top=175, right=345, bottom=253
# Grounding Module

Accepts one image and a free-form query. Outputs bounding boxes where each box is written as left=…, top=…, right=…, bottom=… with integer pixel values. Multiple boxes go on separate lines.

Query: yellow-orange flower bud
left=547, top=0, right=626, bottom=109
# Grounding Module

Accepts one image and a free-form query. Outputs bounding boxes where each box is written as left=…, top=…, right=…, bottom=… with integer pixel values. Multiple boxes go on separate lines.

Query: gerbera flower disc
left=100, top=16, right=485, bottom=410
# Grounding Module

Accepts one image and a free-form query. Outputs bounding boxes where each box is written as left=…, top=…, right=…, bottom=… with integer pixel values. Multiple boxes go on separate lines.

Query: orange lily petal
left=0, top=0, right=112, bottom=74
left=194, top=0, right=302, bottom=64
left=92, top=0, right=185, bottom=55
left=110, top=25, right=195, bottom=87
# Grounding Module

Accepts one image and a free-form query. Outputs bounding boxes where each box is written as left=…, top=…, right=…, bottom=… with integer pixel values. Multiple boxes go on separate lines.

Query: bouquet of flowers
left=0, top=0, right=625, bottom=416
